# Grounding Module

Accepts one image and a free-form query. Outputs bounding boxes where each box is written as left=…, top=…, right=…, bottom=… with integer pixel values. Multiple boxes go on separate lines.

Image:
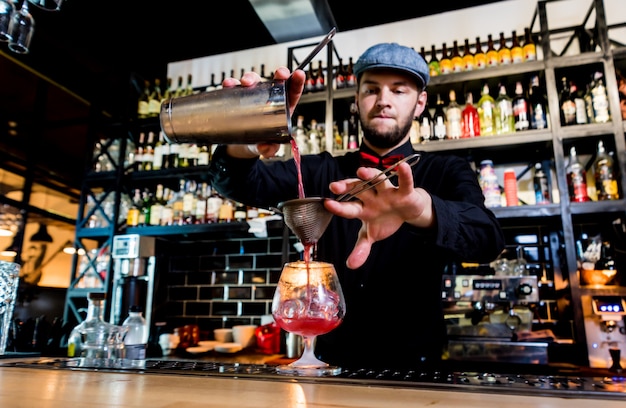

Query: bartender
left=209, top=43, right=505, bottom=369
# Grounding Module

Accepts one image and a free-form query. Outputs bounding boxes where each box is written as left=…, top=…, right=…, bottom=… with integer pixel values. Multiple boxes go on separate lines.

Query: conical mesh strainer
left=278, top=154, right=421, bottom=245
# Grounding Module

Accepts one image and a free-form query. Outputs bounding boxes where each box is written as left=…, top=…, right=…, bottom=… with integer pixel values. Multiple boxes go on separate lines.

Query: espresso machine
left=110, top=234, right=156, bottom=330
left=582, top=295, right=626, bottom=371
left=441, top=273, right=546, bottom=363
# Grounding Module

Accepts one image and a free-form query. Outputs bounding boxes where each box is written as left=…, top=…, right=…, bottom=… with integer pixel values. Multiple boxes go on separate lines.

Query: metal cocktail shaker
left=159, top=79, right=292, bottom=145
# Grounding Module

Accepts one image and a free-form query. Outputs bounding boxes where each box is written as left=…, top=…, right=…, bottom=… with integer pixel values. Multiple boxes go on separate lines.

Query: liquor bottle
left=593, top=140, right=619, bottom=200
left=428, top=44, right=440, bottom=77
left=477, top=83, right=496, bottom=136
left=149, top=184, right=164, bottom=226
left=528, top=75, right=549, bottom=130
left=140, top=188, right=153, bottom=226
left=418, top=100, right=434, bottom=142
left=194, top=182, right=209, bottom=224
left=218, top=198, right=234, bottom=223
left=142, top=131, right=155, bottom=171
left=522, top=27, right=537, bottom=62
left=495, top=84, right=515, bottom=135
left=461, top=92, right=480, bottom=138
left=566, top=146, right=590, bottom=202
left=162, top=77, right=174, bottom=101
left=497, top=32, right=512, bottom=65
left=314, top=60, right=325, bottom=92
left=160, top=188, right=174, bottom=226
left=510, top=30, right=523, bottom=64
left=462, top=38, right=475, bottom=71
left=187, top=143, right=199, bottom=167
left=308, top=119, right=322, bottom=154
left=533, top=163, right=551, bottom=204
left=560, top=76, right=576, bottom=126
left=479, top=160, right=501, bottom=208
left=137, top=80, right=151, bottom=119
left=205, top=73, right=218, bottom=92
left=148, top=78, right=163, bottom=117
left=173, top=76, right=185, bottom=98
left=182, top=179, right=198, bottom=225
left=184, top=74, right=194, bottom=96
left=304, top=63, right=316, bottom=94
left=293, top=115, right=310, bottom=155
left=595, top=241, right=617, bottom=274
left=450, top=40, right=464, bottom=73
left=512, top=81, right=530, bottom=131
left=260, top=64, right=272, bottom=82
left=590, top=71, right=610, bottom=123
left=206, top=188, right=224, bottom=224
left=172, top=179, right=186, bottom=225
left=152, top=131, right=164, bottom=170
left=439, top=42, right=452, bottom=74
left=177, top=143, right=190, bottom=168
left=486, top=34, right=499, bottom=67
left=122, top=305, right=148, bottom=360
left=335, top=57, right=346, bottom=89
left=197, top=144, right=210, bottom=166
left=474, top=37, right=487, bottom=69
left=432, top=94, right=447, bottom=140
left=67, top=292, right=117, bottom=358
left=234, top=202, right=247, bottom=222
left=346, top=57, right=357, bottom=88
left=134, top=132, right=145, bottom=172
left=127, top=188, right=142, bottom=227
left=446, top=89, right=463, bottom=139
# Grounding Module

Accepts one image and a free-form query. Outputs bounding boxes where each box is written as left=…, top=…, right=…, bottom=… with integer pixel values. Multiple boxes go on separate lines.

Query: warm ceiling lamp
left=249, top=0, right=336, bottom=43
left=1, top=236, right=19, bottom=257
left=30, top=222, right=53, bottom=243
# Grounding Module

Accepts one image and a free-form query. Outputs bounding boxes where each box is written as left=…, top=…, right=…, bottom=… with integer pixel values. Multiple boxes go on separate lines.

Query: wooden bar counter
left=1, top=356, right=625, bottom=407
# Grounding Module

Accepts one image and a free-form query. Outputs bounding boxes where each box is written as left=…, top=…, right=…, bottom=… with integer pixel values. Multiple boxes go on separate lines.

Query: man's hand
left=222, top=67, right=306, bottom=159
left=324, top=162, right=434, bottom=269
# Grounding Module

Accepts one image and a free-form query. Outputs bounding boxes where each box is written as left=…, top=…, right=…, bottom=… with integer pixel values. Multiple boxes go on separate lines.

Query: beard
left=360, top=113, right=414, bottom=149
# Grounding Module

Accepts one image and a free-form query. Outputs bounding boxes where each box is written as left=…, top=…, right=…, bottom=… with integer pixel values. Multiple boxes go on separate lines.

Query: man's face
left=356, top=69, right=426, bottom=149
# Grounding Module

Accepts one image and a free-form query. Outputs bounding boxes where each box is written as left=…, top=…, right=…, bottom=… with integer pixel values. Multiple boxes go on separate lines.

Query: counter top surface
left=1, top=356, right=625, bottom=407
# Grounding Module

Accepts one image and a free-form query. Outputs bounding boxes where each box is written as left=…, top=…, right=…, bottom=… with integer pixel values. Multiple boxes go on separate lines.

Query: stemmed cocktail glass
left=271, top=260, right=345, bottom=376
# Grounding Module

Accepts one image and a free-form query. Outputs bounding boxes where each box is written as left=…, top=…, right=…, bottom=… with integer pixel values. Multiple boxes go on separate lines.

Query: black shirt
left=209, top=140, right=505, bottom=370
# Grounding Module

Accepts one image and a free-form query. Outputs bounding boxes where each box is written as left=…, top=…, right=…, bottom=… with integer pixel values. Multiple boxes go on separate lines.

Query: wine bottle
left=486, top=34, right=499, bottom=67
left=137, top=80, right=151, bottom=119
left=528, top=75, right=549, bottom=130
left=477, top=83, right=496, bottom=136
left=305, top=63, right=316, bottom=94
left=315, top=60, right=325, bottom=92
left=461, top=92, right=480, bottom=138
left=450, top=40, right=464, bottom=73
left=560, top=76, right=576, bottom=126
left=432, top=94, right=447, bottom=140
left=418, top=100, right=434, bottom=142
left=446, top=89, right=463, bottom=139
left=462, top=38, right=475, bottom=71
left=439, top=42, right=452, bottom=74
left=533, top=163, right=551, bottom=204
left=148, top=78, right=163, bottom=117
left=522, top=27, right=537, bottom=62
left=590, top=71, right=610, bottom=123
left=495, top=84, right=515, bottom=135
left=497, top=32, right=512, bottom=65
left=346, top=57, right=357, bottom=88
left=512, top=81, right=530, bottom=131
left=510, top=30, right=523, bottom=64
left=474, top=36, right=487, bottom=69
left=566, top=146, right=590, bottom=202
left=428, top=44, right=440, bottom=77
left=593, top=140, right=619, bottom=200
left=142, top=131, right=155, bottom=171
left=335, top=57, right=346, bottom=89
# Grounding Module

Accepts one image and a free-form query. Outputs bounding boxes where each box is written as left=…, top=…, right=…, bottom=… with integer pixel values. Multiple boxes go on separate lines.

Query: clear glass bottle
left=122, top=305, right=148, bottom=360
left=477, top=83, right=496, bottom=136
left=67, top=292, right=120, bottom=359
left=461, top=92, right=480, bottom=138
left=512, top=81, right=530, bottom=131
left=495, top=84, right=515, bottom=135
left=446, top=89, right=463, bottom=139
left=432, top=94, right=447, bottom=140
left=590, top=71, right=611, bottom=123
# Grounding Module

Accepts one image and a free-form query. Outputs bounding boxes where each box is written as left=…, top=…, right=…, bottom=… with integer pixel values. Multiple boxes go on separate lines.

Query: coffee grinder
left=582, top=295, right=626, bottom=371
left=109, top=234, right=156, bottom=330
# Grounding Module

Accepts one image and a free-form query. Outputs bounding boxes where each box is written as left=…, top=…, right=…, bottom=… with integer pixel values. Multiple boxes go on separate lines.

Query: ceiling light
left=30, top=223, right=53, bottom=243
left=1, top=236, right=20, bottom=257
left=249, top=0, right=336, bottom=43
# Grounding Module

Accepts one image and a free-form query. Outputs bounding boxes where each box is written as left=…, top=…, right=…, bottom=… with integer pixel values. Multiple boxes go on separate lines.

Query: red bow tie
left=359, top=151, right=405, bottom=169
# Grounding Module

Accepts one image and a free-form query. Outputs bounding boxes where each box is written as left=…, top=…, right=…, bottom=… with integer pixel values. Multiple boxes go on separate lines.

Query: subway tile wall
left=154, top=230, right=299, bottom=338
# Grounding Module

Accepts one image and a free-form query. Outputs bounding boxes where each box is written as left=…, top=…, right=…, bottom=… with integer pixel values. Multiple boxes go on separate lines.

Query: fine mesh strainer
left=278, top=154, right=421, bottom=245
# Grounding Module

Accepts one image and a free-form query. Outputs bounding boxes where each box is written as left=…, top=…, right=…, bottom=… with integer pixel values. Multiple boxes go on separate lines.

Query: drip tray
left=2, top=357, right=626, bottom=400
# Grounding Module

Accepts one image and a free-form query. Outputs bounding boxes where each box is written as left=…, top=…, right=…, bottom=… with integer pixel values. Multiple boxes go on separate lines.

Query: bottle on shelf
left=184, top=74, right=194, bottom=96
left=162, top=77, right=174, bottom=101
left=479, top=160, right=501, bottom=208
left=194, top=182, right=209, bottom=224
left=127, top=188, right=142, bottom=227
left=149, top=184, right=165, bottom=226
left=418, top=99, right=434, bottom=142
left=446, top=89, right=463, bottom=139
left=152, top=131, right=165, bottom=171
left=510, top=30, right=523, bottom=64
left=122, top=305, right=148, bottom=360
left=512, top=81, right=530, bottom=131
left=335, top=57, right=346, bottom=90
left=304, top=63, right=316, bottom=94
left=495, top=83, right=515, bottom=135
left=183, top=179, right=198, bottom=225
left=474, top=36, right=486, bottom=69
left=477, top=83, right=496, bottom=136
left=432, top=93, right=447, bottom=141
left=571, top=81, right=588, bottom=124
left=293, top=115, right=310, bottom=155
left=428, top=44, right=440, bottom=77
left=308, top=119, right=322, bottom=154
left=497, top=32, right=512, bottom=65
left=486, top=34, right=499, bottom=67
left=566, top=146, right=590, bottom=202
left=522, top=27, right=537, bottom=62
left=560, top=76, right=577, bottom=126
left=439, top=42, right=452, bottom=74
left=133, top=132, right=145, bottom=172
left=450, top=40, right=464, bottom=73
left=137, top=80, right=151, bottom=119
left=461, top=92, right=480, bottom=138
left=528, top=74, right=549, bottom=130
left=142, top=131, right=155, bottom=171
left=462, top=38, right=475, bottom=71
left=533, top=162, right=551, bottom=204
left=314, top=60, right=325, bottom=92
left=197, top=143, right=210, bottom=166
left=346, top=57, right=357, bottom=88
left=205, top=73, right=219, bottom=92
left=173, top=76, right=185, bottom=98
left=148, top=78, right=163, bottom=117
left=593, top=140, right=619, bottom=200
left=590, top=71, right=611, bottom=123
